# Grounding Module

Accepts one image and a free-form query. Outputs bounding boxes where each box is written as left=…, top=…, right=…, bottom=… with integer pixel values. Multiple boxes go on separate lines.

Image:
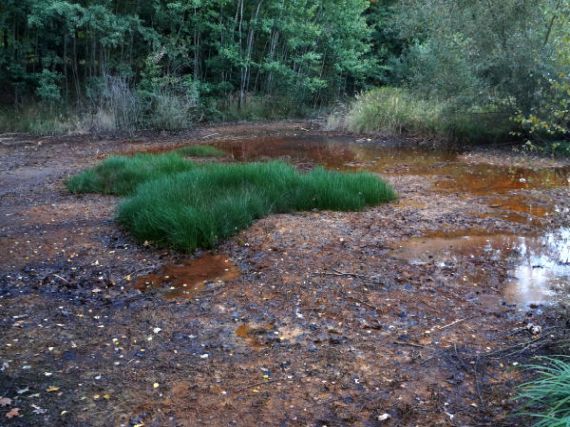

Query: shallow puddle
left=209, top=135, right=570, bottom=194
left=207, top=135, right=569, bottom=308
left=141, top=135, right=569, bottom=307
left=393, top=228, right=570, bottom=308
left=135, top=254, right=240, bottom=299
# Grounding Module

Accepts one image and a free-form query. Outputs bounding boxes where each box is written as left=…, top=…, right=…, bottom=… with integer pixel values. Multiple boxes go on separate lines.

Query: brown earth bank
left=0, top=121, right=569, bottom=426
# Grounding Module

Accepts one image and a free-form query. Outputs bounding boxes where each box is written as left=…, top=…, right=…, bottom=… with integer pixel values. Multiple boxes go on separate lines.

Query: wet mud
left=1, top=123, right=569, bottom=426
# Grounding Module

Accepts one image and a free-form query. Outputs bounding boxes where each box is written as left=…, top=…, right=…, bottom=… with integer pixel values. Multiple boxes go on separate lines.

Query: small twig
left=314, top=269, right=366, bottom=278
left=123, top=265, right=157, bottom=281
left=201, top=132, right=220, bottom=139
left=473, top=355, right=485, bottom=406
left=52, top=274, right=69, bottom=284
left=437, top=318, right=467, bottom=331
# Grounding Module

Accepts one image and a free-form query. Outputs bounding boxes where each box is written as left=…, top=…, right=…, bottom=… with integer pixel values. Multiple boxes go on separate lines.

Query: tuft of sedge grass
left=516, top=356, right=570, bottom=427
left=68, top=153, right=396, bottom=251
left=116, top=160, right=396, bottom=251
left=66, top=153, right=194, bottom=195
left=174, top=145, right=226, bottom=158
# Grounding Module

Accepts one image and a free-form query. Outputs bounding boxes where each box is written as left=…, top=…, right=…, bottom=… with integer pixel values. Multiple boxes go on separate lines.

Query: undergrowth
left=327, top=87, right=512, bottom=144
left=68, top=153, right=396, bottom=251
left=517, top=357, right=570, bottom=426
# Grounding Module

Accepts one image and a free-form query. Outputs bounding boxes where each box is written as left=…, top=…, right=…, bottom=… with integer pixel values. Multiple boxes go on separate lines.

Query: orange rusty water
left=137, top=135, right=569, bottom=306
left=135, top=254, right=240, bottom=299
left=208, top=135, right=570, bottom=194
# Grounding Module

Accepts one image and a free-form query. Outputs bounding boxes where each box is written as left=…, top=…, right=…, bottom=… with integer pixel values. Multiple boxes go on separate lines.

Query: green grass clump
left=68, top=153, right=396, bottom=251
left=67, top=153, right=194, bottom=195
left=117, top=160, right=395, bottom=251
left=517, top=357, right=570, bottom=426
left=174, top=145, right=226, bottom=157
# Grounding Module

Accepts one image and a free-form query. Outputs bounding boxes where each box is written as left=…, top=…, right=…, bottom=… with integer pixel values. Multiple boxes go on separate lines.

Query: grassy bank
left=68, top=153, right=396, bottom=251
left=328, top=87, right=512, bottom=144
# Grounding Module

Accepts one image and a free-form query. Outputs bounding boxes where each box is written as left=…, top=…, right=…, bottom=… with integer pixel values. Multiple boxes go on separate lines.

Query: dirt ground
left=1, top=122, right=569, bottom=426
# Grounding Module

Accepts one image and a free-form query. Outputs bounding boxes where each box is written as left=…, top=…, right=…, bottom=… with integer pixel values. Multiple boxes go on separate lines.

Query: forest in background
left=0, top=0, right=569, bottom=150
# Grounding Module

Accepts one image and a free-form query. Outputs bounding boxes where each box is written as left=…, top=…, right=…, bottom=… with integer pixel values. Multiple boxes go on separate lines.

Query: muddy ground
left=0, top=122, right=569, bottom=426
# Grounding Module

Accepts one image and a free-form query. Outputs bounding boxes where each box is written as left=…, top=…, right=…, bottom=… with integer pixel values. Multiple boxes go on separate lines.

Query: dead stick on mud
left=314, top=269, right=367, bottom=278
left=43, top=273, right=69, bottom=284
left=53, top=274, right=69, bottom=284
left=437, top=318, right=467, bottom=331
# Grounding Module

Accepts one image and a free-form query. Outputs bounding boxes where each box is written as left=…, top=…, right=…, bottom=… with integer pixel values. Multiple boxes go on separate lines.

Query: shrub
left=330, top=87, right=512, bottom=144
left=341, top=87, right=444, bottom=136
left=517, top=357, right=570, bottom=426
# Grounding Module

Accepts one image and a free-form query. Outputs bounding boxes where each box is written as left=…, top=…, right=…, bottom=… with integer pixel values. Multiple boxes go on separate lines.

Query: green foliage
left=36, top=70, right=63, bottom=105
left=331, top=87, right=511, bottom=143
left=517, top=357, right=570, bottom=426
left=68, top=153, right=396, bottom=251
left=175, top=145, right=226, bottom=158
left=0, top=0, right=374, bottom=125
left=388, top=0, right=570, bottom=144
left=2, top=0, right=569, bottom=147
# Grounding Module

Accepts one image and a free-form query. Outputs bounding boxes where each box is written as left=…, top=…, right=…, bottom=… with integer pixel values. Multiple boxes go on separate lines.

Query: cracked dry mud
left=1, top=122, right=569, bottom=426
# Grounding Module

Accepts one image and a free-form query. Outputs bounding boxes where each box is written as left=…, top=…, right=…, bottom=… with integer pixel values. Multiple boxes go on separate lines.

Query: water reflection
left=393, top=228, right=570, bottom=308
left=211, top=135, right=570, bottom=195
left=503, top=228, right=570, bottom=307
left=206, top=135, right=569, bottom=308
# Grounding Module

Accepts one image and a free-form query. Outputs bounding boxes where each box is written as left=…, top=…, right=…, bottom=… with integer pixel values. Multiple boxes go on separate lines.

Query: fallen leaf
left=46, top=386, right=60, bottom=393
left=5, top=408, right=21, bottom=418
left=0, top=397, right=12, bottom=407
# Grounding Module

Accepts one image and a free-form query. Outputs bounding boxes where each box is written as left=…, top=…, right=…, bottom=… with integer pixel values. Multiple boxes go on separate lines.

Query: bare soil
left=1, top=122, right=569, bottom=426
